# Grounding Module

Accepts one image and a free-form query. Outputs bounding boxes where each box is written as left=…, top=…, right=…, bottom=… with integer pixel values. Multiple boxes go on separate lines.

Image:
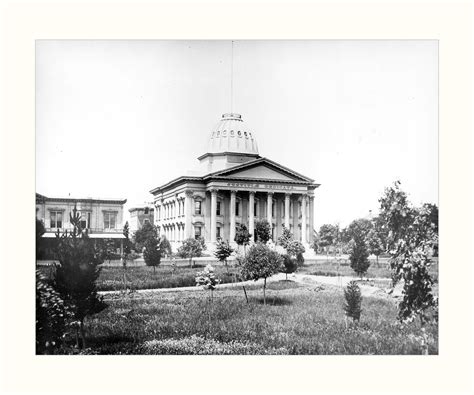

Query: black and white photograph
left=34, top=39, right=440, bottom=356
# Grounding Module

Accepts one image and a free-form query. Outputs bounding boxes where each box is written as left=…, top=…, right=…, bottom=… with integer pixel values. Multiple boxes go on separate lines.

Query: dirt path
left=99, top=272, right=400, bottom=299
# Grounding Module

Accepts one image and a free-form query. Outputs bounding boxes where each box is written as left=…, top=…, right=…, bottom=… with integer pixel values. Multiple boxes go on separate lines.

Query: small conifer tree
left=343, top=280, right=362, bottom=326
left=54, top=204, right=107, bottom=349
left=349, top=236, right=370, bottom=278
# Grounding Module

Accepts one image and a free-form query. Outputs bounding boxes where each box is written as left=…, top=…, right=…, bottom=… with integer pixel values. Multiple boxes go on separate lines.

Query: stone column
left=284, top=193, right=291, bottom=228
left=301, top=194, right=307, bottom=245
left=230, top=190, right=237, bottom=243
left=267, top=192, right=273, bottom=224
left=248, top=191, right=255, bottom=241
left=309, top=195, right=314, bottom=243
left=184, top=190, right=193, bottom=239
left=210, top=189, right=217, bottom=242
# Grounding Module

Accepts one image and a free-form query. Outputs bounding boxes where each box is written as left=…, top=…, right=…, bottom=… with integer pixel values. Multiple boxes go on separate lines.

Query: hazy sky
left=36, top=40, right=438, bottom=229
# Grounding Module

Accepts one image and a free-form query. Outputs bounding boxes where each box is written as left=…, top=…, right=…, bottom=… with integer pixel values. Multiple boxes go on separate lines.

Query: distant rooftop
left=36, top=192, right=127, bottom=205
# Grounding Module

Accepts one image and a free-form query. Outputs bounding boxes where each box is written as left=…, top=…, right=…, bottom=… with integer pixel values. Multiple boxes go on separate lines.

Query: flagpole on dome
left=230, top=40, right=234, bottom=115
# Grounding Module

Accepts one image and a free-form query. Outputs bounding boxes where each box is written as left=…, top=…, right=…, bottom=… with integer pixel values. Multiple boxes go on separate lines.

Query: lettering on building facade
left=226, top=182, right=295, bottom=190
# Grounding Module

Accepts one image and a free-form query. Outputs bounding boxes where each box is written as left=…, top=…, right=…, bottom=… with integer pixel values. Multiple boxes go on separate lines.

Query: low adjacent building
left=36, top=193, right=127, bottom=240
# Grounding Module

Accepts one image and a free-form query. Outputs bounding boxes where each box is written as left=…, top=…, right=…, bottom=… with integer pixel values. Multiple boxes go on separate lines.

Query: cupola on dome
left=207, top=113, right=259, bottom=155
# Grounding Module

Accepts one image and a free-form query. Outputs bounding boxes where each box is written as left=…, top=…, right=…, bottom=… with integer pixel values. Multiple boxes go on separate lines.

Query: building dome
left=207, top=113, right=259, bottom=155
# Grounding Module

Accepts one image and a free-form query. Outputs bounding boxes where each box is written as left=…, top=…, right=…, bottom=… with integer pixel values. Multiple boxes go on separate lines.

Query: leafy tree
left=239, top=243, right=283, bottom=305
left=234, top=223, right=251, bottom=252
left=367, top=228, right=384, bottom=267
left=214, top=239, right=234, bottom=272
left=349, top=235, right=370, bottom=278
left=277, top=226, right=293, bottom=249
left=345, top=218, right=373, bottom=241
left=281, top=254, right=297, bottom=280
left=143, top=237, right=162, bottom=274
left=53, top=205, right=107, bottom=349
left=36, top=270, right=72, bottom=354
left=122, top=221, right=132, bottom=255
left=379, top=180, right=438, bottom=323
left=177, top=237, right=204, bottom=267
left=255, top=219, right=271, bottom=243
left=318, top=224, right=338, bottom=260
left=287, top=240, right=305, bottom=259
left=343, top=281, right=362, bottom=326
left=134, top=221, right=158, bottom=251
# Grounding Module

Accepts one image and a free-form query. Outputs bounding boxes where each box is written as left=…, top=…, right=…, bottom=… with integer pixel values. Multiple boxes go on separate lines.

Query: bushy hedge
left=36, top=270, right=71, bottom=354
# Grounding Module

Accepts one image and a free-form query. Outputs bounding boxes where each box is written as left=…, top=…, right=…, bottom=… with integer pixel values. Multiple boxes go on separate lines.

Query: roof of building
left=36, top=193, right=127, bottom=205
left=206, top=113, right=259, bottom=156
left=150, top=157, right=320, bottom=194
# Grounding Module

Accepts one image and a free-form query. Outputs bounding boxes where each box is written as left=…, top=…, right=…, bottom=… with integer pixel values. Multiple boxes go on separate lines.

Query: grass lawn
left=77, top=282, right=438, bottom=355
left=300, top=258, right=438, bottom=282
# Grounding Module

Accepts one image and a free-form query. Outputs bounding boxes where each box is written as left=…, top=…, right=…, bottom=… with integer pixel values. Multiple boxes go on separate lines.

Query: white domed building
left=150, top=113, right=319, bottom=249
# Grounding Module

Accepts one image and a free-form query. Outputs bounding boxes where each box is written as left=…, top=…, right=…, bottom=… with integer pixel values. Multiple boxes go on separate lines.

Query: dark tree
left=318, top=224, right=338, bottom=260
left=255, top=219, right=271, bottom=243
left=53, top=204, right=107, bottom=349
left=343, top=281, right=362, bottom=325
left=349, top=235, right=370, bottom=278
left=214, top=239, right=234, bottom=272
left=134, top=221, right=158, bottom=251
left=143, top=237, right=162, bottom=274
left=281, top=254, right=297, bottom=280
left=234, top=223, right=251, bottom=252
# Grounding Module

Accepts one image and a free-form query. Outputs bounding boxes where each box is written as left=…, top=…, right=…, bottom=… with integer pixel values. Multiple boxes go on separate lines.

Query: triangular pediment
left=206, top=157, right=314, bottom=183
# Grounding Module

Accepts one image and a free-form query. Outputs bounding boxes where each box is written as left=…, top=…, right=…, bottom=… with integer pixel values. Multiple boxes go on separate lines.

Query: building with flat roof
left=150, top=113, right=320, bottom=250
left=36, top=193, right=127, bottom=240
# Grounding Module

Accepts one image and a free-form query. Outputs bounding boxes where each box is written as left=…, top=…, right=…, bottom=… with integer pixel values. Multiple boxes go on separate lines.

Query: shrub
left=234, top=223, right=251, bottom=249
left=195, top=264, right=220, bottom=301
left=36, top=270, right=72, bottom=354
left=143, top=237, right=161, bottom=273
left=277, top=226, right=293, bottom=249
left=343, top=280, right=362, bottom=325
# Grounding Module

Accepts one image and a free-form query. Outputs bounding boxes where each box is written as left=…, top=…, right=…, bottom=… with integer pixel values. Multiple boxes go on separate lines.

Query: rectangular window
left=194, top=226, right=201, bottom=239
left=80, top=212, right=90, bottom=229
left=144, top=207, right=149, bottom=215
left=216, top=201, right=221, bottom=216
left=235, top=201, right=240, bottom=216
left=194, top=201, right=202, bottom=215
left=282, top=202, right=285, bottom=218
left=216, top=226, right=221, bottom=239
left=50, top=211, right=63, bottom=228
left=271, top=201, right=275, bottom=217
left=290, top=202, right=294, bottom=218
left=104, top=212, right=117, bottom=229
left=254, top=202, right=257, bottom=217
